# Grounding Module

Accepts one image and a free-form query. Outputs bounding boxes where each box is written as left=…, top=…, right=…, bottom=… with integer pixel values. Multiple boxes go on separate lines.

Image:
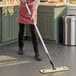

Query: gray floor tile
left=0, top=40, right=76, bottom=76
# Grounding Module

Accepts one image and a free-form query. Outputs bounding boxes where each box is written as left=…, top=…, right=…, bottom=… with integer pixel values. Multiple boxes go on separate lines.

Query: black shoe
left=35, top=54, right=42, bottom=61
left=18, top=48, right=23, bottom=55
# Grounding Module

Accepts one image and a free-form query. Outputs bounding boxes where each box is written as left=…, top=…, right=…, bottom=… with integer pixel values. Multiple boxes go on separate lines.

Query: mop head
left=40, top=66, right=69, bottom=74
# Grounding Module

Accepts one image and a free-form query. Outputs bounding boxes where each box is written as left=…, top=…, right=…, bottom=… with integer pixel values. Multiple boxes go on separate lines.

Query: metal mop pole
left=23, top=0, right=55, bottom=70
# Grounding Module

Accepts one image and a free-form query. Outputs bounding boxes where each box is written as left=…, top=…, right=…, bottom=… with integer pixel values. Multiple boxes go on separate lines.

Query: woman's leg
left=30, top=24, right=42, bottom=61
left=18, top=23, right=25, bottom=55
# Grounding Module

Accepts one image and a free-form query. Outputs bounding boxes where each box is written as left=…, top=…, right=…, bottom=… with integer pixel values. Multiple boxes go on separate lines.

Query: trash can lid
left=63, top=15, right=76, bottom=22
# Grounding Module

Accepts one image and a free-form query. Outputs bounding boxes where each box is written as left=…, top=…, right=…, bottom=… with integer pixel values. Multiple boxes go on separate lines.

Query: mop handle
left=23, top=0, right=55, bottom=69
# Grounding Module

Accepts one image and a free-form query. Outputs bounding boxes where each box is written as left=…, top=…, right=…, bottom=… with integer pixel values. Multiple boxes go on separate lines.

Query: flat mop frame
left=23, top=0, right=55, bottom=70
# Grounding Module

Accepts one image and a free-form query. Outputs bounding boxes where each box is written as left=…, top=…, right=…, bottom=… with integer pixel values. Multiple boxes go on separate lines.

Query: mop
left=22, top=0, right=69, bottom=73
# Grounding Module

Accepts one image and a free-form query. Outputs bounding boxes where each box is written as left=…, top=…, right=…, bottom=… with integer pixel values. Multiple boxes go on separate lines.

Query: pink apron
left=17, top=0, right=35, bottom=24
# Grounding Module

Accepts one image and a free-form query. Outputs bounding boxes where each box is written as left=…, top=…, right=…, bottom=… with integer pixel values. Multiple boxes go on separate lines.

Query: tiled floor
left=0, top=40, right=76, bottom=76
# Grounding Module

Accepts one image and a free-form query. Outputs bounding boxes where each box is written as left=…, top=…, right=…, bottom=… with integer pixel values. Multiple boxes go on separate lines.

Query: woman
left=16, top=0, right=42, bottom=61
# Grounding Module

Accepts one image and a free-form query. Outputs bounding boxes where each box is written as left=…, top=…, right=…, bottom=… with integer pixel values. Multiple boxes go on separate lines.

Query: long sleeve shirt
left=33, top=0, right=40, bottom=11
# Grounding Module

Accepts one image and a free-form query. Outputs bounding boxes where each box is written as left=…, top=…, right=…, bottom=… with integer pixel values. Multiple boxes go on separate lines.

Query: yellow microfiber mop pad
left=40, top=66, right=69, bottom=74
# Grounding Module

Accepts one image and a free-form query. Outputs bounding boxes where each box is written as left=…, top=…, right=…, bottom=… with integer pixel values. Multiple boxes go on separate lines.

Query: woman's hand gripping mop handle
left=23, top=0, right=55, bottom=70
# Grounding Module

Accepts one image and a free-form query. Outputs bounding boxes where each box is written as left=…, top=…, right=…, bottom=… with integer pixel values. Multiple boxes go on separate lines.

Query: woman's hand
left=28, top=1, right=34, bottom=6
left=32, top=10, right=37, bottom=24
left=22, top=0, right=34, bottom=6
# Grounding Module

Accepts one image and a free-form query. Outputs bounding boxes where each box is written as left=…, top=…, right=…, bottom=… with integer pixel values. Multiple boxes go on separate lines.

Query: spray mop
left=22, top=0, right=69, bottom=73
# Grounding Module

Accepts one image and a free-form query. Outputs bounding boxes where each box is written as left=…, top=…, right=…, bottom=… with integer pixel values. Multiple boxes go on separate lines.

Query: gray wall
left=67, top=6, right=76, bottom=15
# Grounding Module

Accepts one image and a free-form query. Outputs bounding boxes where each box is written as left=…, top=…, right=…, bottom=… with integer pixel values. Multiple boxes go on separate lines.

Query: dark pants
left=18, top=23, right=39, bottom=54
